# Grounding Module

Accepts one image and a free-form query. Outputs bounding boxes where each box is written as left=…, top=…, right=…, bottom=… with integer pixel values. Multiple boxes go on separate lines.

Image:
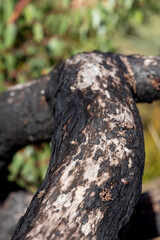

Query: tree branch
left=1, top=187, right=160, bottom=240
left=0, top=74, right=53, bottom=166
left=0, top=51, right=159, bottom=239
left=120, top=54, right=160, bottom=103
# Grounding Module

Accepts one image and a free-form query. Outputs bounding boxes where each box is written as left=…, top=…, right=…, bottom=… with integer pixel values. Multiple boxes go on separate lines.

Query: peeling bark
left=0, top=51, right=159, bottom=239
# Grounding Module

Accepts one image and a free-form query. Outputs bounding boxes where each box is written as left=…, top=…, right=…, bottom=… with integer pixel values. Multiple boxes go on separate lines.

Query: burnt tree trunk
left=0, top=74, right=53, bottom=165
left=0, top=75, right=53, bottom=200
left=2, top=51, right=160, bottom=240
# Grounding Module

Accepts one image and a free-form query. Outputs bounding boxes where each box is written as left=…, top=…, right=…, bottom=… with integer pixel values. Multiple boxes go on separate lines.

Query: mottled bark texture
left=0, top=52, right=160, bottom=240
left=120, top=54, right=160, bottom=103
left=0, top=53, right=159, bottom=166
left=2, top=188, right=160, bottom=240
left=2, top=51, right=159, bottom=240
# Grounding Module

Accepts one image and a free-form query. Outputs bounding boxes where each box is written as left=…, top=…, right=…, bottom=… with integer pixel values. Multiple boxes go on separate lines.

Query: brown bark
left=0, top=51, right=159, bottom=239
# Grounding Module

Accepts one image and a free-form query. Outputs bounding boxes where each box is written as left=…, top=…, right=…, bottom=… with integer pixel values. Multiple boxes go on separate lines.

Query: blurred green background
left=0, top=0, right=160, bottom=193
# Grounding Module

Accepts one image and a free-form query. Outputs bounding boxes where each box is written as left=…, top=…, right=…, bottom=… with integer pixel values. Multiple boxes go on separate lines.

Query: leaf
left=23, top=4, right=37, bottom=24
left=4, top=24, right=17, bottom=48
left=4, top=53, right=15, bottom=72
left=47, top=38, right=66, bottom=56
left=91, top=9, right=102, bottom=29
left=33, top=22, right=43, bottom=42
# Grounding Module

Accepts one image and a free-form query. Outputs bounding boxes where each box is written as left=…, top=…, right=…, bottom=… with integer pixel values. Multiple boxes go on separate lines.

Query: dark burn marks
left=123, top=55, right=160, bottom=103
left=109, top=143, right=116, bottom=152
left=123, top=129, right=140, bottom=149
left=78, top=133, right=86, bottom=144
left=101, top=60, right=112, bottom=70
left=73, top=145, right=85, bottom=160
left=98, top=160, right=109, bottom=177
left=16, top=51, right=146, bottom=240
left=93, top=149, right=103, bottom=160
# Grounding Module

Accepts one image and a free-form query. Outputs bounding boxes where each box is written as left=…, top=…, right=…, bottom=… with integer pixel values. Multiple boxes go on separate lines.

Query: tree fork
left=1, top=51, right=159, bottom=239
left=0, top=52, right=159, bottom=166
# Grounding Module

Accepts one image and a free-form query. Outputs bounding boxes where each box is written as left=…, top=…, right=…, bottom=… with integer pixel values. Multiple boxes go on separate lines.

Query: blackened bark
left=1, top=188, right=160, bottom=240
left=120, top=54, right=160, bottom=103
left=0, top=74, right=53, bottom=166
left=0, top=51, right=159, bottom=239
left=0, top=53, right=159, bottom=166
left=0, top=75, right=54, bottom=200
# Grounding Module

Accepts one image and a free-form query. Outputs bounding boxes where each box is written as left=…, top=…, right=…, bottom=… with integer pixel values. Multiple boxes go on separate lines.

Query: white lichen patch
left=107, top=138, right=128, bottom=166
left=69, top=53, right=109, bottom=93
left=105, top=90, right=110, bottom=99
left=10, top=91, right=15, bottom=96
left=83, top=160, right=100, bottom=182
left=144, top=58, right=158, bottom=66
left=81, top=209, right=103, bottom=236
left=76, top=63, right=103, bottom=90
left=121, top=178, right=130, bottom=184
left=41, top=89, right=45, bottom=95
left=128, top=158, right=132, bottom=168
left=60, top=160, right=76, bottom=192
left=115, top=108, right=134, bottom=125
left=54, top=192, right=73, bottom=210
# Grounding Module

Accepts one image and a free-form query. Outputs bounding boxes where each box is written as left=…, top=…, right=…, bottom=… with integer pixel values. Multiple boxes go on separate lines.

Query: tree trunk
left=1, top=51, right=160, bottom=239
left=2, top=187, right=160, bottom=240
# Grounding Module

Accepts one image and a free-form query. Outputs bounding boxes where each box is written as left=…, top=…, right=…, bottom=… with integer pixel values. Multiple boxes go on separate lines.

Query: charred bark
left=119, top=54, right=160, bottom=103
left=0, top=51, right=159, bottom=239
left=0, top=53, right=160, bottom=167
left=10, top=51, right=160, bottom=240
left=0, top=74, right=53, bottom=166
left=0, top=74, right=54, bottom=200
left=1, top=187, right=160, bottom=240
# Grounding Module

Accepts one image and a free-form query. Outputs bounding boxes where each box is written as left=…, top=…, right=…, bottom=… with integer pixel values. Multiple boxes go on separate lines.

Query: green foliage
left=0, top=0, right=160, bottom=190
left=1, top=0, right=160, bottom=89
left=143, top=130, right=160, bottom=181
left=8, top=143, right=50, bottom=193
left=138, top=102, right=160, bottom=182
